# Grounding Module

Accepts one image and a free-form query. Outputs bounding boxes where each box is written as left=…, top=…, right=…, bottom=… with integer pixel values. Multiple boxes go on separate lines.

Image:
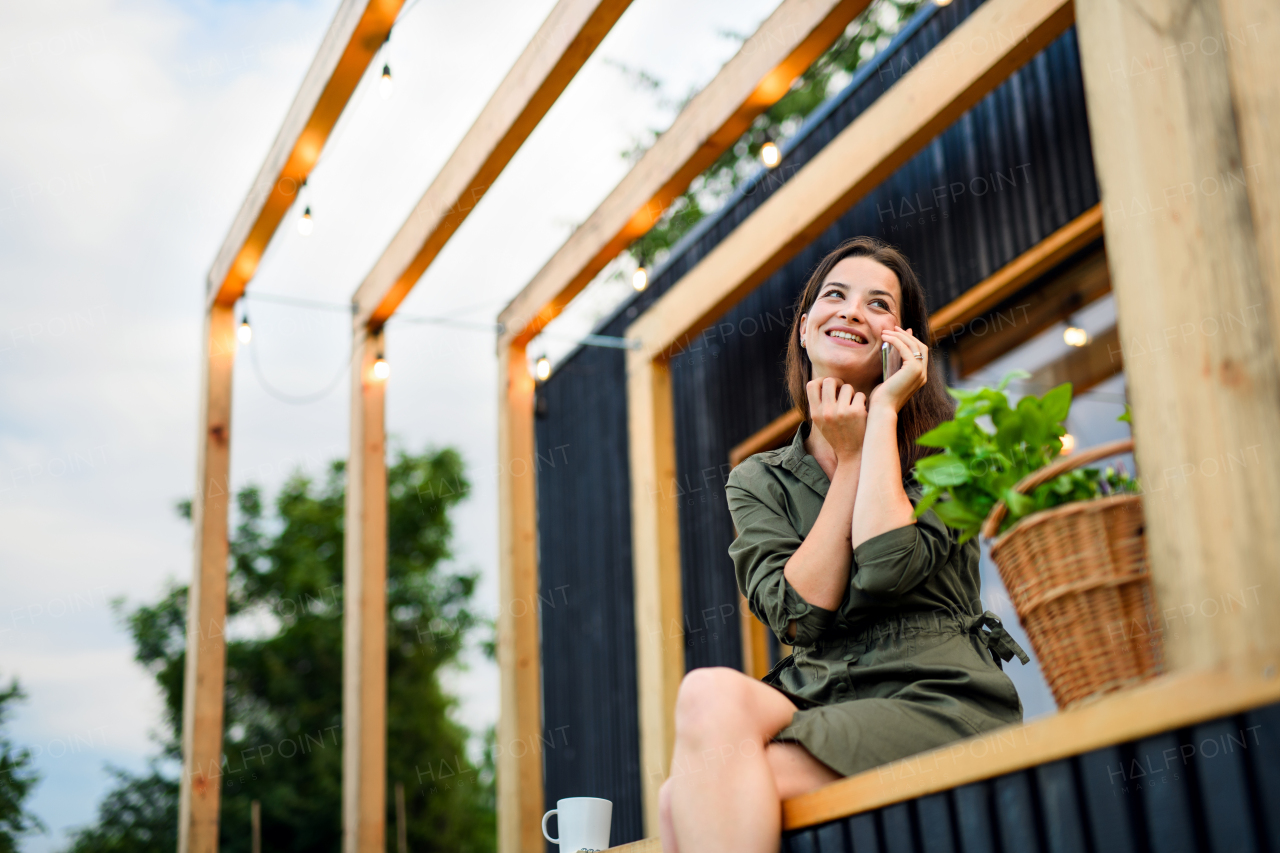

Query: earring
left=800, top=338, right=806, bottom=348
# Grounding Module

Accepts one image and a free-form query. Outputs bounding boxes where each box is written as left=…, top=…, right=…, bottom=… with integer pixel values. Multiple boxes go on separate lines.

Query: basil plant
left=911, top=371, right=1138, bottom=542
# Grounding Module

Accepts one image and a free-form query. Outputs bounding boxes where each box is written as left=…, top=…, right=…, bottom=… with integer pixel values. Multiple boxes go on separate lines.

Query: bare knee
left=674, top=667, right=754, bottom=743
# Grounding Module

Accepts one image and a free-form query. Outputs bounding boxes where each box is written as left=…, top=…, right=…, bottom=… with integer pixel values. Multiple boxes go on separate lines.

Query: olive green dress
left=725, top=424, right=1028, bottom=778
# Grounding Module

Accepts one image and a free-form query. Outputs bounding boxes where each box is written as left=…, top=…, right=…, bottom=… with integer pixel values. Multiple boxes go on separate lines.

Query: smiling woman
left=785, top=237, right=954, bottom=482
left=658, top=238, right=1028, bottom=853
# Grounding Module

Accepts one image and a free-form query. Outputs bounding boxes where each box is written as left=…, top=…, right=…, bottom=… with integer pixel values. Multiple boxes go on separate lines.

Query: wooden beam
left=498, top=0, right=876, bottom=346
left=1216, top=0, right=1280, bottom=376
left=729, top=409, right=803, bottom=467
left=930, top=204, right=1104, bottom=333
left=782, top=660, right=1280, bottom=830
left=178, top=304, right=237, bottom=853
left=343, top=327, right=388, bottom=853
left=625, top=353, right=686, bottom=835
left=951, top=248, right=1110, bottom=375
left=206, top=0, right=405, bottom=309
left=352, top=0, right=634, bottom=329
left=627, top=0, right=1075, bottom=360
left=496, top=343, right=544, bottom=853
left=1028, top=324, right=1121, bottom=395
left=1074, top=0, right=1280, bottom=670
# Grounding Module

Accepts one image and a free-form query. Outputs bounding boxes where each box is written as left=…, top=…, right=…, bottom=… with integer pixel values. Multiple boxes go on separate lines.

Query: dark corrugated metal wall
left=533, top=0, right=1097, bottom=840
left=533, top=343, right=644, bottom=845
left=782, top=702, right=1280, bottom=853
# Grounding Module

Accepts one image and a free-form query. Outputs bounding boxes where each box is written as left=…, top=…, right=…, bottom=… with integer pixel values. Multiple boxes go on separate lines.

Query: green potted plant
left=911, top=371, right=1157, bottom=708
left=911, top=370, right=1137, bottom=541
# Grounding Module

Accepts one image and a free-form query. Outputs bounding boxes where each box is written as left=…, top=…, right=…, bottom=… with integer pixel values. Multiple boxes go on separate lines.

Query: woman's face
left=800, top=256, right=903, bottom=388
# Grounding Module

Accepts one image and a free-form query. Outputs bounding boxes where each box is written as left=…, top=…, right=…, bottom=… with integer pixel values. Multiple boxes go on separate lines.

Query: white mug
left=541, top=797, right=612, bottom=852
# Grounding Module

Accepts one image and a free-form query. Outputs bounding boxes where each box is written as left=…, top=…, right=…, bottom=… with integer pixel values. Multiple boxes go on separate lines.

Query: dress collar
left=776, top=422, right=830, bottom=498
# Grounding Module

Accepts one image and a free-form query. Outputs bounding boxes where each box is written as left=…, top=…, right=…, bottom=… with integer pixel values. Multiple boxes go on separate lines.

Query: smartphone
left=881, top=341, right=902, bottom=383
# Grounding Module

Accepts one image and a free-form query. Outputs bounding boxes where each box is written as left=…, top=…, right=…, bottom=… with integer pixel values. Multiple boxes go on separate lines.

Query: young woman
left=658, top=237, right=1027, bottom=853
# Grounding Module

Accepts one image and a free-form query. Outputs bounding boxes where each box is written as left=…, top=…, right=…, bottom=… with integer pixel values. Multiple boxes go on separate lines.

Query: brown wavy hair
left=785, top=237, right=954, bottom=481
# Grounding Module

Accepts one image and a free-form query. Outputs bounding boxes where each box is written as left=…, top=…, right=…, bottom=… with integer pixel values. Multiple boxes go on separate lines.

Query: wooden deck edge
left=604, top=663, right=1280, bottom=850
left=781, top=661, right=1280, bottom=830
left=607, top=838, right=662, bottom=853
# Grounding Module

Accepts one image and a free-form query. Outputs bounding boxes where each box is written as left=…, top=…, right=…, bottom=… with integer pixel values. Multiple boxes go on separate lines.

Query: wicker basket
left=980, top=438, right=1163, bottom=708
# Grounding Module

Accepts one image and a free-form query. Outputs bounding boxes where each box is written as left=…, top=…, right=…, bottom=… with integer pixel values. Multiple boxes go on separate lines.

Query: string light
left=237, top=314, right=253, bottom=344
left=535, top=356, right=551, bottom=381
left=760, top=141, right=781, bottom=168
left=380, top=64, right=393, bottom=100
left=372, top=353, right=390, bottom=380
left=632, top=268, right=649, bottom=291
left=1063, top=326, right=1089, bottom=347
left=298, top=205, right=314, bottom=236
left=1060, top=433, right=1076, bottom=454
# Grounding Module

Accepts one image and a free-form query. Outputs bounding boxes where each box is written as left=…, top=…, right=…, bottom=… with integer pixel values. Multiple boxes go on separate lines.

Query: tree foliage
left=68, top=447, right=493, bottom=853
left=0, top=680, right=44, bottom=853
left=623, top=0, right=925, bottom=269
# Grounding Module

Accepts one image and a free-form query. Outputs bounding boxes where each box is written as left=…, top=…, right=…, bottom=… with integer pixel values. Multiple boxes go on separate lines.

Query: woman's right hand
left=806, top=377, right=867, bottom=464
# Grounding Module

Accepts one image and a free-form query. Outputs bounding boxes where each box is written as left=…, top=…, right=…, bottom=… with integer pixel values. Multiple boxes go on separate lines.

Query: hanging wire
left=247, top=331, right=355, bottom=405
left=240, top=290, right=635, bottom=346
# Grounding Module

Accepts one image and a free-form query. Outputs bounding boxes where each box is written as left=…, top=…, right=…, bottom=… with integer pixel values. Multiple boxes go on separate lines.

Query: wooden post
left=1074, top=0, right=1280, bottom=672
left=496, top=341, right=544, bottom=853
left=251, top=800, right=261, bottom=853
left=624, top=351, right=685, bottom=834
left=178, top=303, right=237, bottom=853
left=1215, top=0, right=1280, bottom=368
left=394, top=782, right=407, bottom=853
left=343, top=325, right=388, bottom=853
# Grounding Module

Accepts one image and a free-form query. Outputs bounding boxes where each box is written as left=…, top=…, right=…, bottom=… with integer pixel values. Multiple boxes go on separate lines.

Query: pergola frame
left=185, top=1, right=636, bottom=852
left=501, top=0, right=1280, bottom=843
left=190, top=0, right=1280, bottom=846
left=183, top=4, right=405, bottom=852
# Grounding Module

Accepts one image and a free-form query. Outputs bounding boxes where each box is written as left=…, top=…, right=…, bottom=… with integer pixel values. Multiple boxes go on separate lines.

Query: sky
left=0, top=0, right=781, bottom=848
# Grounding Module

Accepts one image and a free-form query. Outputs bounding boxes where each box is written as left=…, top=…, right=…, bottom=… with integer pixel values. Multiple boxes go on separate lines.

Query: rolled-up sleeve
left=726, top=466, right=835, bottom=647
left=850, top=492, right=954, bottom=598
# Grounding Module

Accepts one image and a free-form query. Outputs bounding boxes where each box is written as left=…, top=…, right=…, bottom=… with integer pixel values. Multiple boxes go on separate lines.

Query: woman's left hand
left=871, top=326, right=929, bottom=412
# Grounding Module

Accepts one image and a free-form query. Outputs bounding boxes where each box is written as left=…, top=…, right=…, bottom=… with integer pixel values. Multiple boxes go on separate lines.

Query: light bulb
left=1060, top=433, right=1077, bottom=455
left=298, top=205, right=313, bottom=236
left=379, top=64, right=393, bottom=100
left=535, top=356, right=551, bottom=381
left=372, top=355, right=390, bottom=380
left=760, top=141, right=781, bottom=168
left=1063, top=326, right=1089, bottom=347
left=237, top=315, right=252, bottom=344
left=632, top=268, right=648, bottom=291
left=934, top=0, right=953, bottom=6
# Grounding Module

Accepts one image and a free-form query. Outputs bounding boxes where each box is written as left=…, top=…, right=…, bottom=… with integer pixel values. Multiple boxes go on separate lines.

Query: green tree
left=621, top=0, right=924, bottom=269
left=0, top=680, right=44, bottom=853
left=67, top=447, right=493, bottom=853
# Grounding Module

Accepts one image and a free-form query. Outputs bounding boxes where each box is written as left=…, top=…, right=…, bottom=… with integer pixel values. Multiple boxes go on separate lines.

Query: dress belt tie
left=964, top=610, right=1030, bottom=665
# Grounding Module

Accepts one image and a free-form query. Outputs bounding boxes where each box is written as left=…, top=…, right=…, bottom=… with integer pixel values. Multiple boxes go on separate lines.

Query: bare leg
left=658, top=779, right=679, bottom=853
left=665, top=668, right=840, bottom=853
